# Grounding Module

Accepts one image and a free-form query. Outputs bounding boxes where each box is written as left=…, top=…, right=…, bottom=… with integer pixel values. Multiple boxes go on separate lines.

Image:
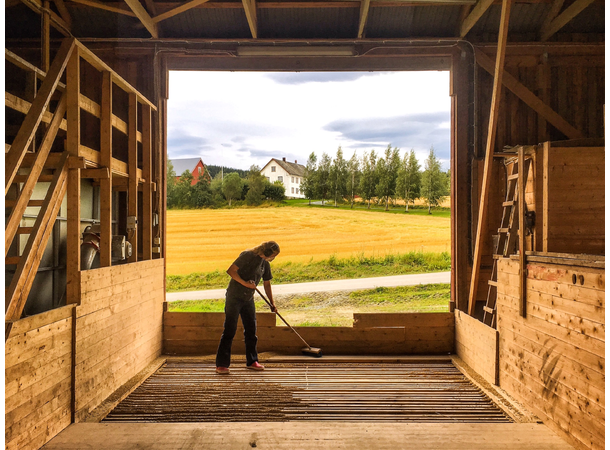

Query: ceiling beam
left=124, top=0, right=159, bottom=37
left=20, top=0, right=71, bottom=35
left=143, top=0, right=157, bottom=15
left=459, top=0, right=494, bottom=37
left=357, top=0, right=371, bottom=38
left=242, top=0, right=257, bottom=38
left=69, top=0, right=136, bottom=16
left=152, top=0, right=211, bottom=23
left=53, top=0, right=72, bottom=26
left=540, top=0, right=595, bottom=41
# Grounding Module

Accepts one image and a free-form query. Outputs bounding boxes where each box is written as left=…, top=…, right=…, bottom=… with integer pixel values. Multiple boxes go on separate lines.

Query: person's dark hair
left=250, top=241, right=280, bottom=258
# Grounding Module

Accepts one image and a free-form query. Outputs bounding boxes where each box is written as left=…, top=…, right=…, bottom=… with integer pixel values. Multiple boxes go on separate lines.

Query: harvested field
left=166, top=207, right=450, bottom=275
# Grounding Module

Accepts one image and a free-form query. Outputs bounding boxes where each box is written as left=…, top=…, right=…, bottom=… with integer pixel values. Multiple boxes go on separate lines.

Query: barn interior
left=4, top=1, right=605, bottom=449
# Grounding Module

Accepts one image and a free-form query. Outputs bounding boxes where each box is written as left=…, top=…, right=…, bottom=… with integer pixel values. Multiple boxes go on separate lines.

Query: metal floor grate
left=103, top=361, right=512, bottom=423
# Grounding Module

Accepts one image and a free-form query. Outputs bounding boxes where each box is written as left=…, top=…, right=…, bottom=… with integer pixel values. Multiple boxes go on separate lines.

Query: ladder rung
left=498, top=228, right=509, bottom=233
left=507, top=174, right=519, bottom=181
left=502, top=201, right=515, bottom=207
left=12, top=174, right=55, bottom=183
left=488, top=280, right=498, bottom=287
left=5, top=199, right=44, bottom=208
left=483, top=306, right=495, bottom=314
left=17, top=227, right=33, bottom=234
left=6, top=256, right=20, bottom=265
left=492, top=254, right=505, bottom=259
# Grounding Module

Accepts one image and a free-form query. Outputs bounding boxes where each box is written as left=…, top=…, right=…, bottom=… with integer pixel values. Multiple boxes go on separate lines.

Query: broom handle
left=254, top=287, right=312, bottom=349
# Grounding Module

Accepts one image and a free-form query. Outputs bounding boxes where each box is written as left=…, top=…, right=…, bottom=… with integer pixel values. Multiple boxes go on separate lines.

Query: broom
left=255, top=287, right=323, bottom=357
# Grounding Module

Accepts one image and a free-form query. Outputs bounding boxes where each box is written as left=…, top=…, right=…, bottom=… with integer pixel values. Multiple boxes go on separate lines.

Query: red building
left=169, top=158, right=210, bottom=186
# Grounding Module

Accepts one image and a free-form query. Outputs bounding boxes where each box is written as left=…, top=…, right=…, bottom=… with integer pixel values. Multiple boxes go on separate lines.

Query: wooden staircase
left=5, top=38, right=77, bottom=333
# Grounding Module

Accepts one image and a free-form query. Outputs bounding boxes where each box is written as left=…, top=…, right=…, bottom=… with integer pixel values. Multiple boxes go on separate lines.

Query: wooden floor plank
left=42, top=422, right=576, bottom=449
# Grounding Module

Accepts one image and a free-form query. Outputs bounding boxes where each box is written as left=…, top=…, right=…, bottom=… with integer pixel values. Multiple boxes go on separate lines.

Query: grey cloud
left=267, top=72, right=379, bottom=85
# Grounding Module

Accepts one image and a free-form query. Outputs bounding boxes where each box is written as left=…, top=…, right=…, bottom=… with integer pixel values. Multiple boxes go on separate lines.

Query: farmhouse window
left=292, top=177, right=294, bottom=183
left=278, top=176, right=283, bottom=182
left=271, top=166, right=276, bottom=172
left=291, top=187, right=294, bottom=193
left=296, top=188, right=299, bottom=194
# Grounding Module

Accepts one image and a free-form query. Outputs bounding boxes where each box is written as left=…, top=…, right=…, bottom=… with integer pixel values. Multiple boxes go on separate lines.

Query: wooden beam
left=5, top=38, right=75, bottom=195
left=53, top=0, right=73, bottom=26
left=81, top=168, right=110, bottom=179
left=128, top=93, right=138, bottom=263
left=357, top=0, right=371, bottom=38
left=540, top=0, right=594, bottom=42
left=66, top=46, right=81, bottom=305
left=20, top=0, right=71, bottom=34
left=142, top=105, right=153, bottom=260
left=518, top=146, right=526, bottom=317
left=124, top=0, right=159, bottom=37
left=459, top=0, right=494, bottom=37
left=152, top=0, right=211, bottom=23
left=42, top=1, right=51, bottom=72
left=100, top=71, right=113, bottom=267
left=68, top=0, right=136, bottom=16
left=474, top=49, right=583, bottom=139
left=242, top=0, right=257, bottom=38
left=143, top=0, right=157, bottom=15
left=468, top=0, right=511, bottom=317
left=539, top=0, right=563, bottom=37
left=5, top=93, right=67, bottom=258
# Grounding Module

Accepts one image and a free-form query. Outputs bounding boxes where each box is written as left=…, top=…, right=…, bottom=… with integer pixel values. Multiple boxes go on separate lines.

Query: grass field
left=166, top=206, right=450, bottom=275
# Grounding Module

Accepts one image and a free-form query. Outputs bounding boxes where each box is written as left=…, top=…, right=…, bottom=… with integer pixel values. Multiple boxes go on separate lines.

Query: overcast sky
left=167, top=71, right=451, bottom=172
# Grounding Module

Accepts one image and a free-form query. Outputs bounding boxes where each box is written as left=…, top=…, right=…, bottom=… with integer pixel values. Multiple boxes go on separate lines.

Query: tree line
left=302, top=145, right=449, bottom=213
left=166, top=163, right=285, bottom=209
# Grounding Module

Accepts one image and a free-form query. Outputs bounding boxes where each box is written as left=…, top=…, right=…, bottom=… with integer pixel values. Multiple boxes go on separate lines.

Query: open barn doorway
left=164, top=69, right=453, bottom=328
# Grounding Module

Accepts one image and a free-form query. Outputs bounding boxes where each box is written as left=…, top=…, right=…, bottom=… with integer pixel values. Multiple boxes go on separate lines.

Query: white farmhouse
left=260, top=157, right=306, bottom=199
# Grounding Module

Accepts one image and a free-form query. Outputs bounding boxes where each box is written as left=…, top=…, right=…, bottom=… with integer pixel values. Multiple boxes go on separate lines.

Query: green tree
left=301, top=152, right=318, bottom=205
left=346, top=151, right=360, bottom=208
left=375, top=144, right=400, bottom=211
left=263, top=182, right=285, bottom=201
left=359, top=150, right=378, bottom=209
left=396, top=149, right=421, bottom=212
left=222, top=172, right=244, bottom=206
left=192, top=173, right=213, bottom=207
left=245, top=165, right=266, bottom=205
left=329, top=146, right=348, bottom=207
left=421, top=146, right=448, bottom=214
left=175, top=170, right=194, bottom=208
left=317, top=153, right=332, bottom=205
left=166, top=161, right=178, bottom=209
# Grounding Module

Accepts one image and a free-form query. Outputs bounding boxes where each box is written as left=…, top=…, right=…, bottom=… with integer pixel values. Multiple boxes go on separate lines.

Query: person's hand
left=270, top=303, right=277, bottom=313
left=246, top=280, right=256, bottom=289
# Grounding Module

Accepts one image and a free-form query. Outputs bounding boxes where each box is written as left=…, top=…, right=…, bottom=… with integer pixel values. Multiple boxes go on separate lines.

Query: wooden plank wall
left=543, top=145, right=604, bottom=254
left=5, top=305, right=75, bottom=450
left=164, top=311, right=454, bottom=355
left=74, top=259, right=164, bottom=421
left=454, top=309, right=498, bottom=385
left=496, top=258, right=604, bottom=450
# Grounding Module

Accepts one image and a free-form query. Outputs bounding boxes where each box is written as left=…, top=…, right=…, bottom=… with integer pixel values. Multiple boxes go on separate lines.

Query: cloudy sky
left=167, top=70, right=451, bottom=171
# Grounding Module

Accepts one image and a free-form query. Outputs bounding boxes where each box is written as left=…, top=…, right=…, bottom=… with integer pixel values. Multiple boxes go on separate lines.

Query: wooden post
left=542, top=141, right=550, bottom=252
left=142, top=104, right=153, bottom=260
left=467, top=0, right=512, bottom=316
left=66, top=46, right=81, bottom=305
left=100, top=71, right=113, bottom=267
left=518, top=146, right=526, bottom=317
left=42, top=1, right=51, bottom=72
left=128, top=93, right=138, bottom=263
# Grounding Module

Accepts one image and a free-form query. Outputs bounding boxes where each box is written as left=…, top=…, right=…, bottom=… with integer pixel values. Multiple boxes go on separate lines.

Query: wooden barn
left=4, top=1, right=604, bottom=449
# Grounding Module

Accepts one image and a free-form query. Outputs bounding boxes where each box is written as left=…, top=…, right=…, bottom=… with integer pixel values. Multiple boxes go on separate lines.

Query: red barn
left=169, top=158, right=210, bottom=186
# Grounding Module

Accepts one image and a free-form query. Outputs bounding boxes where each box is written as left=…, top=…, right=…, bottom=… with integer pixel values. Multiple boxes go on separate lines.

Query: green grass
left=167, top=283, right=451, bottom=326
left=283, top=199, right=450, bottom=218
left=166, top=251, right=451, bottom=292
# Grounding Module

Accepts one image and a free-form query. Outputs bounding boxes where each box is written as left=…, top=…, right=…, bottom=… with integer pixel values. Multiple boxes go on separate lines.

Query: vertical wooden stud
left=142, top=104, right=153, bottom=260
left=66, top=47, right=81, bottom=304
left=42, top=1, right=51, bottom=72
left=468, top=0, right=512, bottom=316
left=542, top=141, right=549, bottom=252
left=100, top=71, right=113, bottom=267
left=518, top=146, right=526, bottom=317
left=128, top=93, right=138, bottom=263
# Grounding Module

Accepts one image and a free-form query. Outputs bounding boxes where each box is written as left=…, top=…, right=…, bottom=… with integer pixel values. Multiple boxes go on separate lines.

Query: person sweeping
left=215, top=241, right=280, bottom=374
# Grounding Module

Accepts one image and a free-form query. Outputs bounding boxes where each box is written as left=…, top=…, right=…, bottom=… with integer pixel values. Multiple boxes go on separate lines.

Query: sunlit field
left=166, top=207, right=450, bottom=275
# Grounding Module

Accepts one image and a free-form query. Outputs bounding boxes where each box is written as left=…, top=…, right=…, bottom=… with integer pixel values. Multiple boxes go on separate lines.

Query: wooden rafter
left=357, top=0, right=371, bottom=38
left=474, top=49, right=583, bottom=139
left=53, top=0, right=72, bottom=26
left=20, top=0, right=71, bottom=34
left=242, top=0, right=257, bottom=38
left=124, top=0, right=159, bottom=36
left=152, top=0, right=211, bottom=23
left=459, top=0, right=494, bottom=37
left=467, top=0, right=511, bottom=317
left=539, top=0, right=563, bottom=35
left=540, top=0, right=595, bottom=42
left=5, top=38, right=75, bottom=195
left=69, top=0, right=136, bottom=16
left=143, top=0, right=157, bottom=15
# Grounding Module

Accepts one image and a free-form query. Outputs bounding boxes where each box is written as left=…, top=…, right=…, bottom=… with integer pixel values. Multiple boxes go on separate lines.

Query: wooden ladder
left=5, top=38, right=76, bottom=337
left=482, top=155, right=531, bottom=327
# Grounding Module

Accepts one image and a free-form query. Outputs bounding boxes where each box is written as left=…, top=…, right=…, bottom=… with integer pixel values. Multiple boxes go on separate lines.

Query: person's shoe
left=246, top=361, right=265, bottom=371
left=215, top=367, right=230, bottom=374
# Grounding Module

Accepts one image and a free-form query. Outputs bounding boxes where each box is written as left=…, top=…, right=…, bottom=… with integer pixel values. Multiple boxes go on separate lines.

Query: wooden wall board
left=496, top=258, right=605, bottom=450
left=454, top=309, right=498, bottom=385
left=164, top=311, right=276, bottom=327
left=352, top=312, right=454, bottom=328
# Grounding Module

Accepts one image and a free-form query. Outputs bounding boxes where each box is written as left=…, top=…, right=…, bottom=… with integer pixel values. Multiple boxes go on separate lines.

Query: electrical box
left=154, top=237, right=161, bottom=245
left=126, top=216, right=138, bottom=230
left=112, top=236, right=133, bottom=261
left=152, top=246, right=161, bottom=254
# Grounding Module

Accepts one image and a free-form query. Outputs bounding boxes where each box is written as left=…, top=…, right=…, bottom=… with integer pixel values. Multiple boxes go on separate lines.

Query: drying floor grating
left=103, top=361, right=512, bottom=423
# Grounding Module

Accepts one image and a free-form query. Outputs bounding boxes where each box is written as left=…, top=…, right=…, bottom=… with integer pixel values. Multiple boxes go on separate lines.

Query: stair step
left=488, top=280, right=498, bottom=287
left=483, top=306, right=495, bottom=314
left=5, top=199, right=44, bottom=208
left=6, top=256, right=20, bottom=265
left=498, top=228, right=509, bottom=233
left=507, top=174, right=519, bottom=181
left=502, top=201, right=515, bottom=207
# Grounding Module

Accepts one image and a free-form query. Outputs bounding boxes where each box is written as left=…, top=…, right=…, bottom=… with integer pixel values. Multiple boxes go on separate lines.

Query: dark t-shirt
left=226, top=251, right=272, bottom=300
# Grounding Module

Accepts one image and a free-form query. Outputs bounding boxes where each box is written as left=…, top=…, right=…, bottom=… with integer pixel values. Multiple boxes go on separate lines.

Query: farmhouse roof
left=169, top=158, right=203, bottom=176
left=266, top=158, right=306, bottom=177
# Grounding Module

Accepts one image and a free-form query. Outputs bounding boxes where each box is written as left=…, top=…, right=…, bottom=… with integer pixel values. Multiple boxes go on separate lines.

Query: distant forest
left=206, top=165, right=248, bottom=179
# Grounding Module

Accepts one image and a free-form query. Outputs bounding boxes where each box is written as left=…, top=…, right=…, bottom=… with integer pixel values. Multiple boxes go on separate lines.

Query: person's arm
left=263, top=279, right=277, bottom=312
left=227, top=264, right=256, bottom=290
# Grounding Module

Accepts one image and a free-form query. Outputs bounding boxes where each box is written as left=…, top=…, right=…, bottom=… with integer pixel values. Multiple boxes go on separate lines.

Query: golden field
left=166, top=207, right=450, bottom=275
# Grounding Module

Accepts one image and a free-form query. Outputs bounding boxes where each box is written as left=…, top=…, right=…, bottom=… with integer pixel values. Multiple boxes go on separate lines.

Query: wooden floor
left=43, top=422, right=576, bottom=449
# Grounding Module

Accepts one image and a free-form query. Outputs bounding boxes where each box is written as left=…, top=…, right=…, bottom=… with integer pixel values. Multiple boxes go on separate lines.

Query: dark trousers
left=215, top=294, right=258, bottom=367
